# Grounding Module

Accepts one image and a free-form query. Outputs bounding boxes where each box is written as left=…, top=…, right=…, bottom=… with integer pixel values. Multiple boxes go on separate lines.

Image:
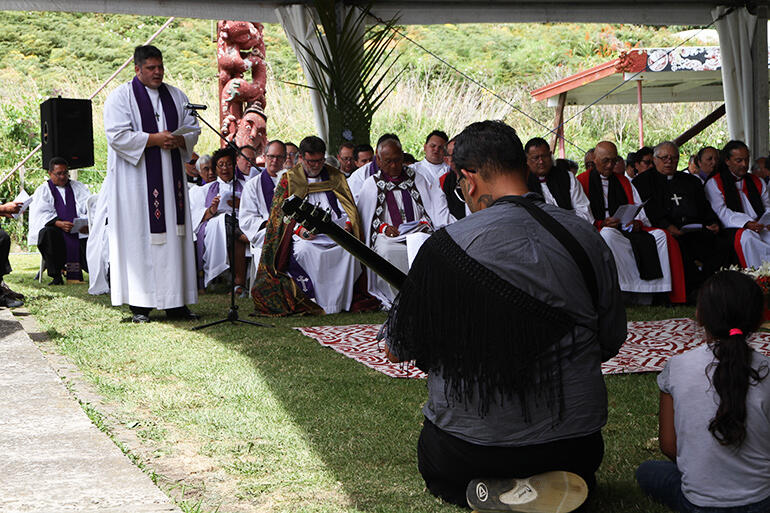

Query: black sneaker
left=0, top=295, right=23, bottom=308
left=0, top=283, right=24, bottom=301
left=131, top=313, right=150, bottom=323
left=466, top=471, right=587, bottom=513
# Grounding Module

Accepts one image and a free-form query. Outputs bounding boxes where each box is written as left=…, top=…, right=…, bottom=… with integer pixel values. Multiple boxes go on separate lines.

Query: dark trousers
left=636, top=460, right=770, bottom=513
left=37, top=226, right=88, bottom=278
left=677, top=231, right=735, bottom=298
left=417, top=418, right=604, bottom=508
left=0, top=227, right=11, bottom=279
left=129, top=305, right=188, bottom=316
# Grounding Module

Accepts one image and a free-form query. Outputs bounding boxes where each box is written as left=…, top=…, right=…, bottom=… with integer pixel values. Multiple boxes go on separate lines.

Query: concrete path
left=0, top=308, right=181, bottom=513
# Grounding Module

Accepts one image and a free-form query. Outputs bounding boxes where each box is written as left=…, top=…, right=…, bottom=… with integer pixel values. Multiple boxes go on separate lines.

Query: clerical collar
left=600, top=175, right=609, bottom=182
left=731, top=171, right=743, bottom=182
left=667, top=175, right=674, bottom=181
left=538, top=176, right=547, bottom=183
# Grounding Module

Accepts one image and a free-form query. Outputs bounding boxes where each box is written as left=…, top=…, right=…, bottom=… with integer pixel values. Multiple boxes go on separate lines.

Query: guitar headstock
left=281, top=194, right=333, bottom=235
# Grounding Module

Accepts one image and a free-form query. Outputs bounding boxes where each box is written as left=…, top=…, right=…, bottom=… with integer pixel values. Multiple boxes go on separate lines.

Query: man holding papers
left=100, top=44, right=200, bottom=323
left=633, top=141, right=731, bottom=299
left=577, top=141, right=671, bottom=301
left=357, top=138, right=453, bottom=306
left=705, top=140, right=770, bottom=269
left=29, top=157, right=91, bottom=285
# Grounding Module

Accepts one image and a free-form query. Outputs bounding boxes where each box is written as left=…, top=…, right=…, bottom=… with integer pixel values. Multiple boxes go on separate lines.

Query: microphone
left=184, top=103, right=207, bottom=110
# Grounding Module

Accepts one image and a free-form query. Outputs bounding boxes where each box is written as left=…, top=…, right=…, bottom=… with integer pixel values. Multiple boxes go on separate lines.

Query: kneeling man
left=357, top=138, right=452, bottom=306
left=29, top=157, right=91, bottom=285
left=384, top=120, right=625, bottom=510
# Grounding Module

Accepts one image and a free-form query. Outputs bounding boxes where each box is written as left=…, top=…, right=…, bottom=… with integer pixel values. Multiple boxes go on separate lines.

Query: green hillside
left=0, top=11, right=726, bottom=245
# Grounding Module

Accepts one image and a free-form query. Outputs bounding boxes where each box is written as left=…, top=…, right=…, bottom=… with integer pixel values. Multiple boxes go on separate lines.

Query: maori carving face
left=235, top=111, right=267, bottom=154
left=217, top=20, right=267, bottom=151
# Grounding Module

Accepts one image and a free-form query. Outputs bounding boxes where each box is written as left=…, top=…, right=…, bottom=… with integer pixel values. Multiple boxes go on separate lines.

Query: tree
left=295, top=1, right=401, bottom=150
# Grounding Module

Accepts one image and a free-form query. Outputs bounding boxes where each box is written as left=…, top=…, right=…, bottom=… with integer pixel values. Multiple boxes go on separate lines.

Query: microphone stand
left=186, top=106, right=271, bottom=330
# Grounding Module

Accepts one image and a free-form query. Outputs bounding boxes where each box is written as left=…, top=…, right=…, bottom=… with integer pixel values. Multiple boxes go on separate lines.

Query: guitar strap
left=492, top=195, right=599, bottom=308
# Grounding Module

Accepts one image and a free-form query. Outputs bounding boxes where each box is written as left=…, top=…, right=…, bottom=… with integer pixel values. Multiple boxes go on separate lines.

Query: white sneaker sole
left=467, top=471, right=588, bottom=513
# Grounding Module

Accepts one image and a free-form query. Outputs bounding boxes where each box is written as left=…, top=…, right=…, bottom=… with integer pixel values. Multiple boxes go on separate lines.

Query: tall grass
left=0, top=60, right=728, bottom=247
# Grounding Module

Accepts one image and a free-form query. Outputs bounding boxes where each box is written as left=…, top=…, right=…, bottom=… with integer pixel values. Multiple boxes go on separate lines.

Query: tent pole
left=636, top=80, right=644, bottom=148
left=550, top=92, right=566, bottom=158
left=751, top=4, right=768, bottom=159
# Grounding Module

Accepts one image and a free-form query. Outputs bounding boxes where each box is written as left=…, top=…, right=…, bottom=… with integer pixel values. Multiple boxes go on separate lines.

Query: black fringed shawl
left=527, top=165, right=573, bottom=210
left=384, top=228, right=576, bottom=421
left=715, top=168, right=765, bottom=217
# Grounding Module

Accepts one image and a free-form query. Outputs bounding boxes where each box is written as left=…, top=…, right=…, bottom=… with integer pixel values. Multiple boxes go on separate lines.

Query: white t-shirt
left=658, top=344, right=770, bottom=507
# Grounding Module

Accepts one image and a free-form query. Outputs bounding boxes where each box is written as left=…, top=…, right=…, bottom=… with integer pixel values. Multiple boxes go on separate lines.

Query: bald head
left=376, top=139, right=405, bottom=178
left=593, top=141, right=618, bottom=178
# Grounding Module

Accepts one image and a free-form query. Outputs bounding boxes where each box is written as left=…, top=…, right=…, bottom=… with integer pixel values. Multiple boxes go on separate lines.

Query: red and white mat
left=295, top=318, right=770, bottom=379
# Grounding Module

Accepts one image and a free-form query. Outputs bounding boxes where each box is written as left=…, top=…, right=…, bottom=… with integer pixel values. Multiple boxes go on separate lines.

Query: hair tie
left=729, top=328, right=743, bottom=336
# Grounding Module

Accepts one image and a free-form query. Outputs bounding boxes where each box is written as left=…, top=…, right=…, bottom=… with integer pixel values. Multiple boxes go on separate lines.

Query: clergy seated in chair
left=705, top=140, right=770, bottom=269
left=251, top=135, right=379, bottom=315
left=633, top=141, right=733, bottom=300
left=29, top=157, right=91, bottom=285
left=577, top=141, right=672, bottom=302
left=239, top=140, right=286, bottom=270
left=524, top=137, right=594, bottom=224
left=357, top=138, right=453, bottom=307
left=189, top=147, right=249, bottom=294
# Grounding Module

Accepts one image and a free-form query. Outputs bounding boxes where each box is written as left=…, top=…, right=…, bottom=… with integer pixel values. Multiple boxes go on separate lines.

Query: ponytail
left=707, top=331, right=766, bottom=446
left=697, top=271, right=768, bottom=447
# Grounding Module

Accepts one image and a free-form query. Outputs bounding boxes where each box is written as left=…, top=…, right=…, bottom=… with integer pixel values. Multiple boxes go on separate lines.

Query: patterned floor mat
left=295, top=318, right=770, bottom=378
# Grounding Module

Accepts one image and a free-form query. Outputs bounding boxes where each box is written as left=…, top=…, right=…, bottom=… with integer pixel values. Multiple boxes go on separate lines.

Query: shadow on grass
left=193, top=305, right=682, bottom=513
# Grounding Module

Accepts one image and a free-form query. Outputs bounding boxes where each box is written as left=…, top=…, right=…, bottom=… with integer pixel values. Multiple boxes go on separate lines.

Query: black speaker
left=40, top=97, right=94, bottom=170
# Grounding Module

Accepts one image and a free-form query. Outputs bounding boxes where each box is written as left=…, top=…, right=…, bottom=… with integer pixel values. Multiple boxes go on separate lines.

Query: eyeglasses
left=527, top=154, right=550, bottom=163
left=654, top=155, right=678, bottom=162
left=338, top=156, right=354, bottom=162
left=216, top=161, right=234, bottom=169
left=265, top=154, right=286, bottom=160
left=303, top=157, right=325, bottom=166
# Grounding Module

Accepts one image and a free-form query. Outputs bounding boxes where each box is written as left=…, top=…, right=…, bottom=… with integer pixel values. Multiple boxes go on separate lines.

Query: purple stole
left=131, top=76, right=186, bottom=242
left=285, top=168, right=344, bottom=299
left=47, top=180, right=83, bottom=281
left=382, top=172, right=416, bottom=228
left=260, top=170, right=276, bottom=210
left=366, top=159, right=379, bottom=178
left=195, top=180, right=243, bottom=288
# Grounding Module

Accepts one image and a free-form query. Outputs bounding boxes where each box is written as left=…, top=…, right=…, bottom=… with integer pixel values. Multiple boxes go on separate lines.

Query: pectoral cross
left=671, top=194, right=682, bottom=206
left=154, top=112, right=160, bottom=121
left=296, top=275, right=309, bottom=292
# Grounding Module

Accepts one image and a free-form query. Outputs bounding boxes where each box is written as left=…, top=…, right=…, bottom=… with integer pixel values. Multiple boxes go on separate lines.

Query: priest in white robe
left=100, top=45, right=200, bottom=323
left=189, top=147, right=248, bottom=293
left=251, top=136, right=379, bottom=315
left=28, top=157, right=91, bottom=284
left=411, top=130, right=450, bottom=187
left=357, top=139, right=453, bottom=307
left=705, top=140, right=770, bottom=268
left=524, top=138, right=594, bottom=224
left=347, top=135, right=401, bottom=202
left=239, top=140, right=286, bottom=284
left=578, top=141, right=671, bottom=299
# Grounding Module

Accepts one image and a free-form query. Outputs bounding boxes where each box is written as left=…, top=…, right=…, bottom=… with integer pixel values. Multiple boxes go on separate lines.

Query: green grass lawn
left=8, top=253, right=695, bottom=513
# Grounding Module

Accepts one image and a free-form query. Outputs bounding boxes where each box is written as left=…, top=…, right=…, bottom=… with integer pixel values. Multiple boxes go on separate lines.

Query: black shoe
left=466, top=471, right=587, bottom=513
left=1, top=283, right=24, bottom=301
left=165, top=306, right=200, bottom=320
left=49, top=276, right=64, bottom=286
left=0, top=293, right=23, bottom=308
left=132, top=313, right=150, bottom=323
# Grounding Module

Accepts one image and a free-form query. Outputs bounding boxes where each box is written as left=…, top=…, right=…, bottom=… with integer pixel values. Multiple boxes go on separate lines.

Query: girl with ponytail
left=636, top=270, right=770, bottom=512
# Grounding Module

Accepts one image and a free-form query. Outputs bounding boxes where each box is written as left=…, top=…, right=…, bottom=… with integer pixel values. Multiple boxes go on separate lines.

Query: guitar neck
left=315, top=222, right=407, bottom=291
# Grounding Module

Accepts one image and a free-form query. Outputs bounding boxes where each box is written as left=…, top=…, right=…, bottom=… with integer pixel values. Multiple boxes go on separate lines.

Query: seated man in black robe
left=632, top=141, right=733, bottom=299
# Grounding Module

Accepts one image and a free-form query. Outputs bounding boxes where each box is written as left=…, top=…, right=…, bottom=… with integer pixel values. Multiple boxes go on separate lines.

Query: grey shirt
left=421, top=195, right=626, bottom=446
left=659, top=344, right=770, bottom=507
